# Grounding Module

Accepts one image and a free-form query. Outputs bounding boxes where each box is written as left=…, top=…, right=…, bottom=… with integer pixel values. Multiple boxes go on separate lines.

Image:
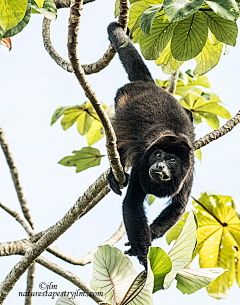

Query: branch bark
left=0, top=171, right=108, bottom=303
left=166, top=70, right=180, bottom=94
left=43, top=0, right=129, bottom=74
left=47, top=222, right=125, bottom=265
left=193, top=110, right=240, bottom=150
left=0, top=123, right=34, bottom=229
left=67, top=0, right=129, bottom=186
left=36, top=256, right=107, bottom=304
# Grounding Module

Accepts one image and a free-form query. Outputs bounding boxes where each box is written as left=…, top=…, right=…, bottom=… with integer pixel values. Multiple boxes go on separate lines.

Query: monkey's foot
left=124, top=243, right=148, bottom=271
left=107, top=168, right=129, bottom=196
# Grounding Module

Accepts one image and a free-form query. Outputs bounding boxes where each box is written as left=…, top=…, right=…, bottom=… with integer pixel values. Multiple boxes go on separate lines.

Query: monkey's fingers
left=124, top=249, right=135, bottom=256
left=107, top=169, right=122, bottom=196
left=124, top=242, right=131, bottom=246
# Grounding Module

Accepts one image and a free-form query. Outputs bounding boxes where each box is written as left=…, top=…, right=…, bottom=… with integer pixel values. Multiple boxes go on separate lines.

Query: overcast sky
left=0, top=1, right=240, bottom=304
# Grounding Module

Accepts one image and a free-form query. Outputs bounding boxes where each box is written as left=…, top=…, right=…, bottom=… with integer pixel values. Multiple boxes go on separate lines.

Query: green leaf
left=129, top=0, right=163, bottom=42
left=208, top=30, right=220, bottom=45
left=164, top=211, right=197, bottom=289
left=166, top=212, right=189, bottom=245
left=115, top=0, right=119, bottom=17
left=148, top=247, right=172, bottom=292
left=3, top=2, right=31, bottom=38
left=194, top=38, right=223, bottom=76
left=195, top=102, right=231, bottom=119
left=31, top=0, right=57, bottom=20
left=163, top=0, right=204, bottom=22
left=34, top=0, right=44, bottom=7
left=86, top=120, right=105, bottom=146
left=199, top=112, right=219, bottom=129
left=148, top=195, right=156, bottom=206
left=59, top=147, right=104, bottom=173
left=203, top=10, right=238, bottom=46
left=90, top=245, right=154, bottom=305
left=140, top=12, right=176, bottom=60
left=155, top=41, right=183, bottom=74
left=176, top=268, right=226, bottom=294
left=0, top=0, right=28, bottom=32
left=205, top=0, right=239, bottom=22
left=140, top=4, right=162, bottom=34
left=77, top=111, right=92, bottom=135
left=171, top=12, right=208, bottom=61
left=195, top=149, right=202, bottom=161
left=51, top=107, right=70, bottom=125
left=192, top=193, right=240, bottom=298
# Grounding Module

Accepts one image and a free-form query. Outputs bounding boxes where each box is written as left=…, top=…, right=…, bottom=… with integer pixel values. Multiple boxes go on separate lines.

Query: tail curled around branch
left=107, top=22, right=154, bottom=83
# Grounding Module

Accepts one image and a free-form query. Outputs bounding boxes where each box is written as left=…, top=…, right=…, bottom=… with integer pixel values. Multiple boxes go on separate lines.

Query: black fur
left=107, top=22, right=195, bottom=269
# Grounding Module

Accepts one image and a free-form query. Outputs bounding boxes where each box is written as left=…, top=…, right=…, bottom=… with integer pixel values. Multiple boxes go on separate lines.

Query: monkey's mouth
left=150, top=169, right=171, bottom=182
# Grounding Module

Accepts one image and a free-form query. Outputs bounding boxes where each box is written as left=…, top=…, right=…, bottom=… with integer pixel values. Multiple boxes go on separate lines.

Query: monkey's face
left=148, top=149, right=182, bottom=183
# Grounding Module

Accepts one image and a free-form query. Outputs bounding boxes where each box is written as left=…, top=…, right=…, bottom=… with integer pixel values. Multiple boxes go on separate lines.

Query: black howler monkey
left=107, top=22, right=195, bottom=269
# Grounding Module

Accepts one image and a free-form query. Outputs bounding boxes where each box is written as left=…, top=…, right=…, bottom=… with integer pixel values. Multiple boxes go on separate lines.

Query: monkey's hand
left=124, top=242, right=148, bottom=271
left=107, top=168, right=129, bottom=196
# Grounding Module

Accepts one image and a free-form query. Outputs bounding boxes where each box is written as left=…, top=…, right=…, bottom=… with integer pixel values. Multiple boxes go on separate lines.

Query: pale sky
left=0, top=1, right=240, bottom=304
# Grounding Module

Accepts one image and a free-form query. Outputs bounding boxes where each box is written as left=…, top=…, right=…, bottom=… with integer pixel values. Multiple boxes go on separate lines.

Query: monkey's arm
left=150, top=174, right=193, bottom=240
left=123, top=165, right=151, bottom=269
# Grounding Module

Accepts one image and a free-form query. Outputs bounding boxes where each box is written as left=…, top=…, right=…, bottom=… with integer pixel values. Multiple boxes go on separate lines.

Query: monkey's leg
left=107, top=147, right=129, bottom=195
left=150, top=174, right=193, bottom=240
left=123, top=165, right=150, bottom=269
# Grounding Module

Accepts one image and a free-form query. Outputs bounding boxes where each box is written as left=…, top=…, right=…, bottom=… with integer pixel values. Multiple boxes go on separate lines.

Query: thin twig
left=0, top=123, right=34, bottom=229
left=0, top=170, right=108, bottom=303
left=166, top=70, right=180, bottom=94
left=24, top=263, right=35, bottom=305
left=193, top=110, right=240, bottom=150
left=36, top=256, right=108, bottom=304
left=43, top=0, right=129, bottom=74
left=67, top=0, right=129, bottom=186
left=47, top=222, right=125, bottom=265
left=0, top=202, right=34, bottom=236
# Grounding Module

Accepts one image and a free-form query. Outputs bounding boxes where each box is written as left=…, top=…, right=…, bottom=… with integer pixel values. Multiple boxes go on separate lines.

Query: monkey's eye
left=170, top=158, right=176, bottom=163
left=155, top=152, right=161, bottom=158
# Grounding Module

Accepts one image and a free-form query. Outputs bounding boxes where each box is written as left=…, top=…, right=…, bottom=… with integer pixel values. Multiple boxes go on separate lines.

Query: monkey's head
left=148, top=149, right=182, bottom=183
left=140, top=134, right=193, bottom=197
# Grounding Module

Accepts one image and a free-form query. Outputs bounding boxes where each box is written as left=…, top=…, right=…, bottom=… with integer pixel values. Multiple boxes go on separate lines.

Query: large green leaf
left=163, top=0, right=204, bottom=22
left=171, top=12, right=208, bottom=61
left=194, top=37, right=223, bottom=75
left=205, top=0, right=239, bottom=22
left=155, top=41, right=183, bottom=74
left=31, top=0, right=57, bottom=20
left=148, top=247, right=172, bottom=292
left=193, top=193, right=240, bottom=298
left=140, top=12, right=176, bottom=60
left=164, top=211, right=197, bottom=289
left=59, top=147, right=104, bottom=173
left=3, top=2, right=31, bottom=38
left=86, top=120, right=105, bottom=146
left=0, top=0, right=28, bottom=32
left=129, top=0, right=163, bottom=41
left=90, top=245, right=154, bottom=305
left=140, top=4, right=162, bottom=34
left=166, top=212, right=189, bottom=245
left=176, top=268, right=225, bottom=294
left=203, top=10, right=238, bottom=46
left=51, top=102, right=101, bottom=135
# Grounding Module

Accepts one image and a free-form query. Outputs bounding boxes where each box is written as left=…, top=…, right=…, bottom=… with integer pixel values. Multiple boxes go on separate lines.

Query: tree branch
left=166, top=70, right=180, bottom=94
left=67, top=0, right=129, bottom=186
left=0, top=123, right=34, bottom=229
left=36, top=256, right=107, bottom=304
left=47, top=222, right=125, bottom=265
left=193, top=110, right=240, bottom=150
left=0, top=170, right=109, bottom=303
left=43, top=0, right=129, bottom=74
left=24, top=263, right=35, bottom=305
left=0, top=202, right=34, bottom=236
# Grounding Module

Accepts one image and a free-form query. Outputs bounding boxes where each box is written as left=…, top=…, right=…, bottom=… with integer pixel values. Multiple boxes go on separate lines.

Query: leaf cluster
left=0, top=0, right=57, bottom=41
left=127, top=0, right=239, bottom=75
